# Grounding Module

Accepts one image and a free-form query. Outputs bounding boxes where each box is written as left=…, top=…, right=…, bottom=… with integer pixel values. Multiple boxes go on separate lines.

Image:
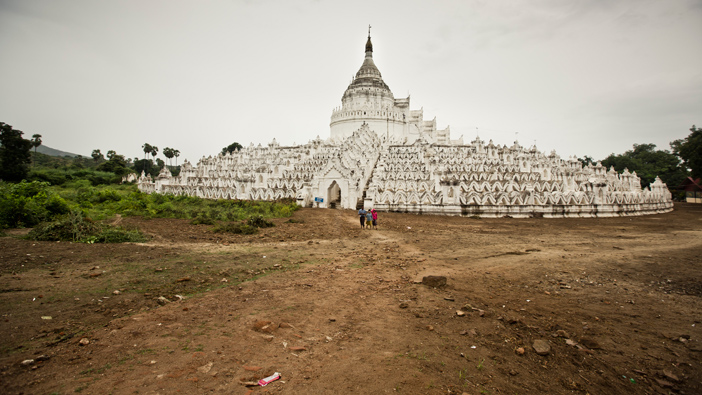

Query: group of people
left=358, top=208, right=378, bottom=229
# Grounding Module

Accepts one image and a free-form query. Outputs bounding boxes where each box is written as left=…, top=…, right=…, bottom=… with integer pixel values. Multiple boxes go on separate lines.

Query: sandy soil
left=1, top=203, right=701, bottom=395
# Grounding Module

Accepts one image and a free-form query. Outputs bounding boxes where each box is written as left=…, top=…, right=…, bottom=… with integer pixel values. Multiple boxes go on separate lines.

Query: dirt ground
left=1, top=203, right=701, bottom=395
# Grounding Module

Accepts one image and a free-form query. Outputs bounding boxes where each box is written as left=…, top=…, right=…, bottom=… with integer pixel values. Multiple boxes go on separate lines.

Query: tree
left=150, top=146, right=159, bottom=163
left=174, top=149, right=180, bottom=166
left=0, top=122, right=33, bottom=182
left=577, top=155, right=595, bottom=167
left=96, top=152, right=131, bottom=176
left=601, top=143, right=687, bottom=189
left=91, top=149, right=104, bottom=163
left=163, top=147, right=174, bottom=166
left=142, top=143, right=153, bottom=171
left=222, top=142, right=243, bottom=155
left=671, top=125, right=702, bottom=179
left=30, top=134, right=42, bottom=167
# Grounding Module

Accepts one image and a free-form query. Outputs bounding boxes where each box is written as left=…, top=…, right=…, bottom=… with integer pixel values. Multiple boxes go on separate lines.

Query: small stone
left=35, top=355, right=50, bottom=361
left=21, top=359, right=35, bottom=366
left=662, top=370, right=680, bottom=382
left=156, top=296, right=170, bottom=306
left=289, top=346, right=307, bottom=351
left=79, top=338, right=90, bottom=346
left=655, top=378, right=674, bottom=388
left=253, top=320, right=275, bottom=333
left=197, top=362, right=213, bottom=373
left=399, top=302, right=409, bottom=309
left=516, top=347, right=525, bottom=355
left=509, top=369, right=518, bottom=376
left=279, top=322, right=293, bottom=328
left=579, top=337, right=600, bottom=349
left=456, top=310, right=465, bottom=317
left=328, top=318, right=336, bottom=322
left=422, top=276, right=447, bottom=288
left=176, top=277, right=191, bottom=282
left=532, top=339, right=550, bottom=355
left=426, top=325, right=434, bottom=331
left=554, top=330, right=569, bottom=338
left=444, top=296, right=455, bottom=301
left=565, top=339, right=578, bottom=346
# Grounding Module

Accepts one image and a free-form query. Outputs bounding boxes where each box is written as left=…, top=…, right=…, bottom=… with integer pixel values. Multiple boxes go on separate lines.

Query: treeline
left=579, top=125, right=701, bottom=192
left=0, top=121, right=298, bottom=242
left=0, top=121, right=188, bottom=187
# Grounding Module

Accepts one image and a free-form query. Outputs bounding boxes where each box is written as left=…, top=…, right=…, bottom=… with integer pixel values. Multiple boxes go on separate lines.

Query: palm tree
left=30, top=134, right=42, bottom=167
left=142, top=143, right=153, bottom=171
left=150, top=146, right=159, bottom=167
left=163, top=147, right=174, bottom=167
left=174, top=149, right=180, bottom=166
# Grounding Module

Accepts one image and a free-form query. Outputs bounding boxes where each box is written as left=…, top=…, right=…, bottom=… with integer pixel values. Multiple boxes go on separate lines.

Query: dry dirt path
left=1, top=204, right=702, bottom=394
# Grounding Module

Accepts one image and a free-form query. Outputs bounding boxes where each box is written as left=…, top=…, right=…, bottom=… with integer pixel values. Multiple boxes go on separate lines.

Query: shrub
left=190, top=212, right=216, bottom=225
left=247, top=214, right=274, bottom=228
left=94, top=188, right=121, bottom=203
left=28, top=169, right=69, bottom=186
left=93, top=227, right=148, bottom=243
left=0, top=181, right=69, bottom=228
left=28, top=210, right=100, bottom=242
left=27, top=210, right=148, bottom=243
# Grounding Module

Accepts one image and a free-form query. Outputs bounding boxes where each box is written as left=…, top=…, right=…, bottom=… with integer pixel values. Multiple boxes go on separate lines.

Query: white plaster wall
left=330, top=118, right=406, bottom=141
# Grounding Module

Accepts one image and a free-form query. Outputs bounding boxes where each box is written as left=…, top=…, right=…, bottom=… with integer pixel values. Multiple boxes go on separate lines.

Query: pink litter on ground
left=258, top=372, right=281, bottom=386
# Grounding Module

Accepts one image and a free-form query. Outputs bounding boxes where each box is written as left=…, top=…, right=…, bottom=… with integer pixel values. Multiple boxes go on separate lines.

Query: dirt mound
left=1, top=204, right=701, bottom=394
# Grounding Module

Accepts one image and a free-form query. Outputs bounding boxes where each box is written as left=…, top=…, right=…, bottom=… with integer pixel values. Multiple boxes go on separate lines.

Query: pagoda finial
left=365, top=25, right=373, bottom=54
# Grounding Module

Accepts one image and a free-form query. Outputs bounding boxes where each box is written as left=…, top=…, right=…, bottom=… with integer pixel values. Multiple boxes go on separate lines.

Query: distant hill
left=35, top=145, right=84, bottom=158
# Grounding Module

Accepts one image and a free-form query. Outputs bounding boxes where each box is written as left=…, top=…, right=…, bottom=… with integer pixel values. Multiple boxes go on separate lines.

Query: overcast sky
left=1, top=0, right=700, bottom=164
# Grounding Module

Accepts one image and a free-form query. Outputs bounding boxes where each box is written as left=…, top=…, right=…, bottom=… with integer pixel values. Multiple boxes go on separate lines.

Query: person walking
left=366, top=209, right=373, bottom=230
left=371, top=208, right=378, bottom=230
left=358, top=207, right=367, bottom=228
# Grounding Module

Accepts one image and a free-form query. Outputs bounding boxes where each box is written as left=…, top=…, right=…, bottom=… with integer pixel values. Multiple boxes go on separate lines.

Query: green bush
left=28, top=169, right=70, bottom=186
left=93, top=227, right=148, bottom=243
left=94, top=188, right=121, bottom=203
left=0, top=181, right=69, bottom=228
left=27, top=210, right=100, bottom=242
left=27, top=210, right=148, bottom=243
left=247, top=214, right=275, bottom=228
left=190, top=211, right=216, bottom=225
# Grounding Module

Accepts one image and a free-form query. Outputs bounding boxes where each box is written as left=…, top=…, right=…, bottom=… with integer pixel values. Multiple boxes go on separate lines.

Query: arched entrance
left=327, top=181, right=341, bottom=209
